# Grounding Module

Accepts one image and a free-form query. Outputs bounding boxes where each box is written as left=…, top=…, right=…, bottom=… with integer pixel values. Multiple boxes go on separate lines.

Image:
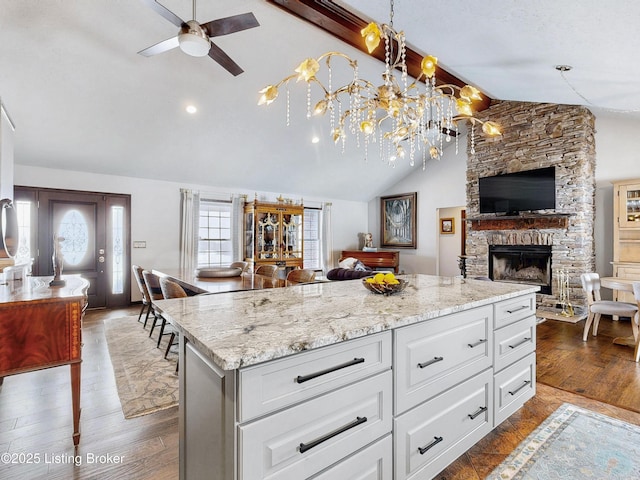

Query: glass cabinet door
left=620, top=183, right=640, bottom=227
left=256, top=210, right=281, bottom=259
left=282, top=213, right=303, bottom=259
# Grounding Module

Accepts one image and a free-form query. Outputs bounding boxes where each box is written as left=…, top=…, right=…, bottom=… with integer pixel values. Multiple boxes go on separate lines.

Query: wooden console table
left=340, top=250, right=400, bottom=273
left=0, top=275, right=89, bottom=446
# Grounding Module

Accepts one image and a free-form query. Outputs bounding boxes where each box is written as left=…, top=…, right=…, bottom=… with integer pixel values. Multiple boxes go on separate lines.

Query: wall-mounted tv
left=479, top=166, right=556, bottom=215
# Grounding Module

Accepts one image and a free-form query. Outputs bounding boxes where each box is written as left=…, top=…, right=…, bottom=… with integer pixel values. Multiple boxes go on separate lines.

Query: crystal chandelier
left=259, top=0, right=501, bottom=168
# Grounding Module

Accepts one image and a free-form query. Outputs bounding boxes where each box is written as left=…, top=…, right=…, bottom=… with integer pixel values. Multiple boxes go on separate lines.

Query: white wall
left=374, top=111, right=640, bottom=283
left=15, top=165, right=368, bottom=301
left=368, top=141, right=468, bottom=274
left=437, top=206, right=465, bottom=276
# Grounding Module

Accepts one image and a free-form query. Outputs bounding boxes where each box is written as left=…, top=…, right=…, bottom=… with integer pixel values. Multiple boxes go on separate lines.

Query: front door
left=14, top=187, right=130, bottom=309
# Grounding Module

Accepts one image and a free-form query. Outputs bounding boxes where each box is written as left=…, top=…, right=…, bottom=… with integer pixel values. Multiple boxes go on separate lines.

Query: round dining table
left=599, top=276, right=639, bottom=352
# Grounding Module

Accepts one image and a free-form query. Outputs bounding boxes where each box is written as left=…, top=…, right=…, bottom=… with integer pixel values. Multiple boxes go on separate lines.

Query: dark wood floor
left=1, top=309, right=640, bottom=479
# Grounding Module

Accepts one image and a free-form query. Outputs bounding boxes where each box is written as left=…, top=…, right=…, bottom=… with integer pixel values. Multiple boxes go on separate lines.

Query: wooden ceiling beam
left=266, top=0, right=493, bottom=111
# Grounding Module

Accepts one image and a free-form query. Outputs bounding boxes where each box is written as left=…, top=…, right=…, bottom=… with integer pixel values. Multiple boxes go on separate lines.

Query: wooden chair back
left=286, top=268, right=316, bottom=283
left=255, top=264, right=279, bottom=277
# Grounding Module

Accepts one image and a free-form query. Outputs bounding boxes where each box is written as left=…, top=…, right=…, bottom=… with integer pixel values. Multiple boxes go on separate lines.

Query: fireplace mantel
left=467, top=214, right=571, bottom=231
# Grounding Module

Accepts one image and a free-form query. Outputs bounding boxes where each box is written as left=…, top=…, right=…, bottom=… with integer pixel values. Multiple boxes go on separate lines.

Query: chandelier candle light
left=258, top=0, right=501, bottom=168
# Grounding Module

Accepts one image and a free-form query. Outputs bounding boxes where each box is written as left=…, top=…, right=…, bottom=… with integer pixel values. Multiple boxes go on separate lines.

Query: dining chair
left=581, top=272, right=638, bottom=342
left=255, top=264, right=279, bottom=277
left=286, top=268, right=316, bottom=284
left=230, top=261, right=249, bottom=273
left=159, top=277, right=188, bottom=363
left=132, top=265, right=151, bottom=325
left=142, top=270, right=167, bottom=346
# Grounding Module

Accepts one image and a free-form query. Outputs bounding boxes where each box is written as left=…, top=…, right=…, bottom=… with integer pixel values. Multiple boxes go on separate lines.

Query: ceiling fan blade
left=200, top=12, right=260, bottom=37
left=208, top=41, right=244, bottom=76
left=140, top=0, right=186, bottom=28
left=138, top=36, right=180, bottom=56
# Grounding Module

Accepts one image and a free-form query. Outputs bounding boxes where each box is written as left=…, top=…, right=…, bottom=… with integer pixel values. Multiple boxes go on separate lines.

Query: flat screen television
left=479, top=167, right=556, bottom=215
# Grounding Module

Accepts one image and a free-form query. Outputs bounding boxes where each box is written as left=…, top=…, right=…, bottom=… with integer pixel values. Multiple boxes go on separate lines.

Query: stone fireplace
left=465, top=102, right=596, bottom=307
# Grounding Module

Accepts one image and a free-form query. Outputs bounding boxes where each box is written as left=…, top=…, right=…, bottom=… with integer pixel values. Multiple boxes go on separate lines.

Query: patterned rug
left=104, top=316, right=178, bottom=419
left=487, top=403, right=640, bottom=479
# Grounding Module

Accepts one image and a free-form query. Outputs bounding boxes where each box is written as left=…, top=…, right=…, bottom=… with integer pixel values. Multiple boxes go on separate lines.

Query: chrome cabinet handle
left=299, top=416, right=367, bottom=453
left=508, top=380, right=531, bottom=396
left=468, top=339, right=487, bottom=348
left=506, top=305, right=529, bottom=314
left=418, top=436, right=443, bottom=455
left=508, top=337, right=531, bottom=349
left=418, top=356, right=444, bottom=369
left=468, top=406, right=488, bottom=420
left=295, top=357, right=365, bottom=384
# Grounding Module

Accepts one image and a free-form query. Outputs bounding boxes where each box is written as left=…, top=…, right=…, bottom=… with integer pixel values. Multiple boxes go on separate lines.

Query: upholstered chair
left=581, top=273, right=638, bottom=342
left=230, top=261, right=249, bottom=273
left=132, top=265, right=150, bottom=325
left=159, top=277, right=188, bottom=363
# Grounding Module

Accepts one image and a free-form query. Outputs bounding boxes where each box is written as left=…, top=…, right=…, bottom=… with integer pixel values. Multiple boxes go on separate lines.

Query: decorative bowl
left=362, top=277, right=408, bottom=295
left=194, top=267, right=243, bottom=278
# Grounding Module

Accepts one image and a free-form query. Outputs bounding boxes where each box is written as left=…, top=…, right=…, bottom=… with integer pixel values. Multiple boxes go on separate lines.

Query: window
left=15, top=200, right=33, bottom=267
left=303, top=207, right=322, bottom=270
left=198, top=199, right=233, bottom=267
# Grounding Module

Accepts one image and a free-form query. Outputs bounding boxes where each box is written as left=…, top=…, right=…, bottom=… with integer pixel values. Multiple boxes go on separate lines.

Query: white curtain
left=321, top=202, right=334, bottom=274
left=231, top=194, right=245, bottom=261
left=179, top=188, right=199, bottom=274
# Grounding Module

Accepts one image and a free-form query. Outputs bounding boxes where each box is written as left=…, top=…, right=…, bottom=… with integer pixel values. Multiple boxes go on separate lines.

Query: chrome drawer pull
left=506, top=305, right=529, bottom=314
left=418, top=436, right=443, bottom=455
left=508, top=380, right=531, bottom=396
left=299, top=416, right=367, bottom=453
left=417, top=356, right=444, bottom=369
left=468, top=339, right=487, bottom=348
left=468, top=406, right=488, bottom=420
left=295, top=357, right=365, bottom=384
left=508, top=337, right=532, bottom=349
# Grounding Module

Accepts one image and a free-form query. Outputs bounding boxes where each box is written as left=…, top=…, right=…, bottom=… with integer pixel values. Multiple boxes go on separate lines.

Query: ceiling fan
left=138, top=0, right=260, bottom=76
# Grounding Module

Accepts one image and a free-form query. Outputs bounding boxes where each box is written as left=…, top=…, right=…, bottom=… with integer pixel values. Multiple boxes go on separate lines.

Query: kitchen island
left=155, top=274, right=538, bottom=480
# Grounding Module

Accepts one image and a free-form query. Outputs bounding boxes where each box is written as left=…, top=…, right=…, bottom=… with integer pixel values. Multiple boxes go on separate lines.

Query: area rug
left=487, top=403, right=640, bottom=479
left=104, top=316, right=178, bottom=419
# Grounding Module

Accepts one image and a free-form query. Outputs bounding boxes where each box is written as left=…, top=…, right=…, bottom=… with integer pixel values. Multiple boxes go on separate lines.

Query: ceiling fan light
left=178, top=32, right=210, bottom=57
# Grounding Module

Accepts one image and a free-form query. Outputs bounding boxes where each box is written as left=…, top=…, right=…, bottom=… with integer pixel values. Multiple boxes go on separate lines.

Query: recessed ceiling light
left=311, top=136, right=320, bottom=144
left=186, top=105, right=197, bottom=114
left=555, top=65, right=572, bottom=72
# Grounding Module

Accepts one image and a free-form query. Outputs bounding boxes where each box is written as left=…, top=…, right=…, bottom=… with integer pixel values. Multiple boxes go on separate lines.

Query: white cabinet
left=394, top=369, right=493, bottom=480
left=239, top=332, right=392, bottom=422
left=180, top=292, right=537, bottom=480
left=239, top=370, right=392, bottom=480
left=394, top=306, right=492, bottom=415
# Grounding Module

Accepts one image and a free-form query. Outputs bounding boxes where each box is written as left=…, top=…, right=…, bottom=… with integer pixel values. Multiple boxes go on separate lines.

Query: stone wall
left=465, top=101, right=596, bottom=306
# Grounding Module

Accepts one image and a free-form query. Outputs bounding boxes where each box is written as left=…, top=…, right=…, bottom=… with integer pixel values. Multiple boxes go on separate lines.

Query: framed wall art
left=381, top=192, right=417, bottom=248
left=440, top=217, right=455, bottom=234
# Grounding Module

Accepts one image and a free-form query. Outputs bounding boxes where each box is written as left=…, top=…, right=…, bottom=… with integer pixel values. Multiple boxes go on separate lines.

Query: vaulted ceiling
left=1, top=1, right=638, bottom=202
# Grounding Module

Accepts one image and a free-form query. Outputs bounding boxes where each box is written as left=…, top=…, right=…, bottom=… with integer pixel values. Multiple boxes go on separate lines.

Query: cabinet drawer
left=494, top=352, right=536, bottom=425
left=311, top=434, right=392, bottom=480
left=239, top=331, right=391, bottom=422
left=494, top=315, right=536, bottom=372
left=494, top=294, right=536, bottom=329
left=239, top=370, right=392, bottom=480
left=394, top=369, right=493, bottom=480
left=394, top=306, right=492, bottom=414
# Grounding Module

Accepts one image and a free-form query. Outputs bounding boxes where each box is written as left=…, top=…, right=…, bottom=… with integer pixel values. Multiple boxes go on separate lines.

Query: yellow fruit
left=373, top=273, right=386, bottom=284
left=386, top=279, right=400, bottom=285
left=383, top=272, right=396, bottom=283
left=365, top=277, right=376, bottom=284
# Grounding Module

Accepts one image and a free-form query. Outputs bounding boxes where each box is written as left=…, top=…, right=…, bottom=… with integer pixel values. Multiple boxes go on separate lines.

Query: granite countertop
left=155, top=274, right=539, bottom=371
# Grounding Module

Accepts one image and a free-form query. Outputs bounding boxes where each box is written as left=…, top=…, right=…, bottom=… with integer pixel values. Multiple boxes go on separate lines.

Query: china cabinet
left=244, top=199, right=303, bottom=273
left=612, top=178, right=640, bottom=302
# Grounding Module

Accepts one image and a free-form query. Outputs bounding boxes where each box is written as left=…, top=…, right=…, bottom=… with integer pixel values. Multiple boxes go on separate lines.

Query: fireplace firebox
left=488, top=245, right=552, bottom=294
